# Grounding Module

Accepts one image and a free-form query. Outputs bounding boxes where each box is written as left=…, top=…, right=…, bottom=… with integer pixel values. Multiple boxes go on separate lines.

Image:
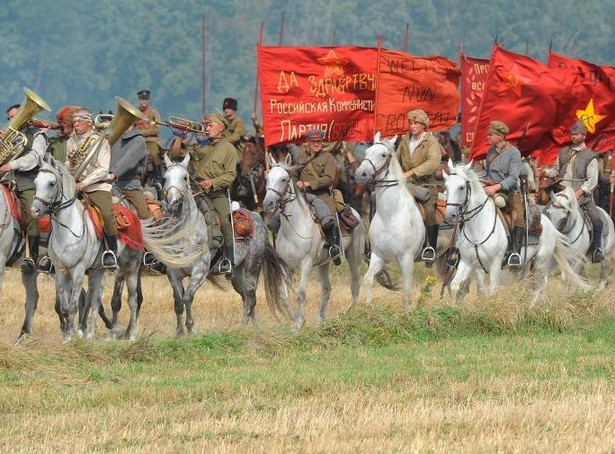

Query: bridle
left=265, top=167, right=297, bottom=213
left=361, top=143, right=397, bottom=189
left=546, top=194, right=585, bottom=244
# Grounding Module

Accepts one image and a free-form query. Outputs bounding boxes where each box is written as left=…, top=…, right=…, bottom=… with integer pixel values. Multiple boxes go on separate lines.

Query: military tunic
left=47, top=134, right=70, bottom=163
left=485, top=144, right=524, bottom=226
left=135, top=106, right=162, bottom=167
left=396, top=132, right=441, bottom=224
left=225, top=115, right=246, bottom=148
left=297, top=146, right=337, bottom=225
left=110, top=128, right=148, bottom=219
left=188, top=138, right=237, bottom=247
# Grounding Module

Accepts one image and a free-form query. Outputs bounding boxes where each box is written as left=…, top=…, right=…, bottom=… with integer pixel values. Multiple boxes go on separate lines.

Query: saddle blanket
left=87, top=203, right=145, bottom=251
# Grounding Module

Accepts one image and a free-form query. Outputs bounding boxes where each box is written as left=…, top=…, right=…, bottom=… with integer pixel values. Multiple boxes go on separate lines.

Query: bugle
left=30, top=118, right=60, bottom=130
left=153, top=116, right=206, bottom=134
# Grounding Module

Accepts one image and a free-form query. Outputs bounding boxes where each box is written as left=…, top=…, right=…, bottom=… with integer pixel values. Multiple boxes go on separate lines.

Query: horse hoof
left=76, top=329, right=84, bottom=339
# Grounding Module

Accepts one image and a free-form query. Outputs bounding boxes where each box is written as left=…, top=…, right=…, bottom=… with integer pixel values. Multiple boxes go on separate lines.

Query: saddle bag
left=232, top=208, right=255, bottom=240
left=339, top=204, right=360, bottom=230
left=407, top=182, right=431, bottom=203
left=146, top=199, right=163, bottom=221
left=112, top=203, right=131, bottom=230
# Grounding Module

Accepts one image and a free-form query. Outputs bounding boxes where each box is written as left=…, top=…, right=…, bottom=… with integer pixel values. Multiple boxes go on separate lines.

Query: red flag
left=374, top=49, right=460, bottom=136
left=547, top=51, right=615, bottom=154
left=257, top=45, right=377, bottom=147
left=459, top=53, right=489, bottom=147
left=470, top=45, right=579, bottom=161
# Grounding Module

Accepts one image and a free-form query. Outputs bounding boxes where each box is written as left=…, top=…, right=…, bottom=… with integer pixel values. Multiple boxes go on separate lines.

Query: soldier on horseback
left=396, top=109, right=441, bottom=267
left=482, top=120, right=525, bottom=268
left=540, top=120, right=603, bottom=262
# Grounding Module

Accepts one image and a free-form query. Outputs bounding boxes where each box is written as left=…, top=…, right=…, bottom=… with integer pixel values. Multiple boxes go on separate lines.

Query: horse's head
left=31, top=159, right=69, bottom=218
left=545, top=186, right=576, bottom=231
left=163, top=153, right=191, bottom=212
left=355, top=132, right=398, bottom=185
left=263, top=153, right=293, bottom=213
left=443, top=160, right=474, bottom=223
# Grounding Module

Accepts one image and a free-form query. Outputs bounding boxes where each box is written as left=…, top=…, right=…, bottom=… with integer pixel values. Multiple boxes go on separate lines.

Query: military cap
left=407, top=109, right=430, bottom=128
left=570, top=120, right=587, bottom=135
left=488, top=120, right=509, bottom=137
left=222, top=97, right=238, bottom=110
left=305, top=129, right=325, bottom=141
left=137, top=89, right=151, bottom=100
left=207, top=112, right=229, bottom=128
left=56, top=105, right=82, bottom=125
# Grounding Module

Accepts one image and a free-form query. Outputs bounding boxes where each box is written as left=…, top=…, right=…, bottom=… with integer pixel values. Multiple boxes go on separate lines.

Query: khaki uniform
left=135, top=106, right=162, bottom=167
left=66, top=130, right=116, bottom=235
left=47, top=134, right=70, bottom=163
left=396, top=132, right=441, bottom=224
left=297, top=146, right=337, bottom=225
left=188, top=138, right=237, bottom=247
left=226, top=115, right=246, bottom=149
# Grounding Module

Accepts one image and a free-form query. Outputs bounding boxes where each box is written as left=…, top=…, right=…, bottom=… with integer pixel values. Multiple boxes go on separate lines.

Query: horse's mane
left=553, top=186, right=578, bottom=210
left=42, top=158, right=76, bottom=198
left=376, top=141, right=407, bottom=188
left=141, top=163, right=206, bottom=267
left=452, top=163, right=484, bottom=195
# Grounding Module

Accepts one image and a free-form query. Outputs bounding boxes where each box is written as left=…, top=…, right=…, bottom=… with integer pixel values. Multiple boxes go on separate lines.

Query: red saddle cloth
left=86, top=203, right=145, bottom=251
left=0, top=183, right=51, bottom=232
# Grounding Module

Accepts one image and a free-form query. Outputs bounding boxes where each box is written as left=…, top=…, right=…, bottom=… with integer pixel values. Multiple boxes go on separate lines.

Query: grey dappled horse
left=141, top=154, right=291, bottom=335
left=31, top=160, right=143, bottom=342
left=263, top=154, right=366, bottom=330
left=546, top=186, right=615, bottom=289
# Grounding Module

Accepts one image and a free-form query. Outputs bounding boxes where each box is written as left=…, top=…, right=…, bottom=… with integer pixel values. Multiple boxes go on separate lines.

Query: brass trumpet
left=30, top=118, right=60, bottom=130
left=153, top=116, right=206, bottom=134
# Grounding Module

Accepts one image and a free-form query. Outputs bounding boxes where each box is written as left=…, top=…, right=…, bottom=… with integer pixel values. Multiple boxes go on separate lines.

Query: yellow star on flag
left=317, top=50, right=350, bottom=78
left=575, top=98, right=606, bottom=134
left=501, top=63, right=529, bottom=97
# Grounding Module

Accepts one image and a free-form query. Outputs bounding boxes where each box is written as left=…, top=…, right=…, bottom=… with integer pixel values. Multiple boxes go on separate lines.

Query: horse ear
left=443, top=169, right=449, bottom=180
left=268, top=152, right=278, bottom=168
left=374, top=131, right=381, bottom=143
left=388, top=135, right=398, bottom=148
left=447, top=158, right=455, bottom=173
left=464, top=160, right=473, bottom=171
left=549, top=190, right=555, bottom=201
left=284, top=153, right=292, bottom=166
left=164, top=153, right=173, bottom=168
left=181, top=152, right=191, bottom=168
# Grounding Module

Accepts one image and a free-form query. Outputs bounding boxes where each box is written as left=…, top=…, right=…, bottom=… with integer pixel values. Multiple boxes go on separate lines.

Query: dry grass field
left=1, top=264, right=615, bottom=453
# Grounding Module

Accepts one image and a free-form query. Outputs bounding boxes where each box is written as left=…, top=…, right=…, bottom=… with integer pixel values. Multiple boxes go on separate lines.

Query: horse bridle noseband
left=362, top=143, right=398, bottom=189
left=33, top=168, right=77, bottom=217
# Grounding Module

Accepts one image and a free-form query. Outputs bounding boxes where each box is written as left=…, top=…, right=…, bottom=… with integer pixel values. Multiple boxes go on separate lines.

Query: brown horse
left=231, top=136, right=267, bottom=211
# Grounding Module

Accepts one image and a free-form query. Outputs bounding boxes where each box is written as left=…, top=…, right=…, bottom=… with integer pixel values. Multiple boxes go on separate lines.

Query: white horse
left=545, top=186, right=614, bottom=288
left=443, top=160, right=589, bottom=300
left=354, top=133, right=425, bottom=309
left=141, top=154, right=291, bottom=335
left=0, top=184, right=41, bottom=338
left=263, top=154, right=366, bottom=330
left=30, top=159, right=143, bottom=342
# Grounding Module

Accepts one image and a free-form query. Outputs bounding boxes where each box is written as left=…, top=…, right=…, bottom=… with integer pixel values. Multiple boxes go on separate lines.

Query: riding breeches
left=505, top=191, right=525, bottom=227
left=304, top=193, right=335, bottom=228
left=123, top=189, right=149, bottom=220
left=581, top=198, right=603, bottom=228
left=87, top=190, right=117, bottom=235
left=421, top=185, right=438, bottom=225
left=16, top=188, right=39, bottom=236
left=208, top=193, right=233, bottom=248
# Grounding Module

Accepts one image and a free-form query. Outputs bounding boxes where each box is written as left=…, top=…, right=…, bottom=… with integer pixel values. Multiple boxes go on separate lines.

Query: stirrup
left=507, top=252, right=521, bottom=269
left=421, top=246, right=436, bottom=266
left=20, top=257, right=36, bottom=274
left=102, top=250, right=118, bottom=269
left=328, top=245, right=342, bottom=265
left=143, top=251, right=157, bottom=267
left=592, top=248, right=604, bottom=263
left=214, top=257, right=233, bottom=275
left=37, top=255, right=54, bottom=274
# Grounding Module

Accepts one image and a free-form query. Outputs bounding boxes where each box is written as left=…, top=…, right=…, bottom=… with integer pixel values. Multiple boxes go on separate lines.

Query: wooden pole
left=201, top=15, right=206, bottom=116
left=402, top=22, right=409, bottom=52
left=278, top=11, right=285, bottom=46
left=253, top=22, right=263, bottom=116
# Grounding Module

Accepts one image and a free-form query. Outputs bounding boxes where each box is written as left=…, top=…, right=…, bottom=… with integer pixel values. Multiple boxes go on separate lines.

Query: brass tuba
left=70, top=97, right=147, bottom=180
left=0, top=87, right=51, bottom=166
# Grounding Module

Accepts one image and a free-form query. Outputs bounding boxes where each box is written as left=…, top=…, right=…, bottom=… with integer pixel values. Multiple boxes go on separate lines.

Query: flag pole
left=331, top=30, right=336, bottom=46
left=402, top=22, right=409, bottom=52
left=374, top=36, right=383, bottom=137
left=253, top=21, right=263, bottom=117
left=278, top=11, right=285, bottom=46
left=201, top=15, right=206, bottom=116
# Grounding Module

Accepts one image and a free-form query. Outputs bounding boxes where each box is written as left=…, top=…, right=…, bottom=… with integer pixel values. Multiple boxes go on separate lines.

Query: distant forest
left=1, top=0, right=613, bottom=137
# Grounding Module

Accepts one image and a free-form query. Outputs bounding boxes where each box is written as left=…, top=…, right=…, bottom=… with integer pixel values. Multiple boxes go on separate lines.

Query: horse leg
left=109, top=269, right=125, bottom=339
left=475, top=270, right=486, bottom=296
left=488, top=260, right=503, bottom=295
left=346, top=235, right=362, bottom=307
left=168, top=275, right=186, bottom=336
left=231, top=267, right=259, bottom=327
left=123, top=269, right=141, bottom=341
left=85, top=270, right=106, bottom=340
left=450, top=261, right=473, bottom=301
left=363, top=253, right=385, bottom=304
left=19, top=270, right=39, bottom=338
left=293, top=261, right=312, bottom=330
left=399, top=253, right=415, bottom=311
left=316, top=264, right=331, bottom=323
left=182, top=269, right=207, bottom=335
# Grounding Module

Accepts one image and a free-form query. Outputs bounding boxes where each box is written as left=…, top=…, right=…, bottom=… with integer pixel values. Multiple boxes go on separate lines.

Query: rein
left=35, top=168, right=84, bottom=238
left=265, top=169, right=312, bottom=240
left=547, top=197, right=585, bottom=245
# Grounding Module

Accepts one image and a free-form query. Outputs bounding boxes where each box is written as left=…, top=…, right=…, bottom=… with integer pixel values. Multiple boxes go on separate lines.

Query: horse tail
left=552, top=229, right=592, bottom=291
left=263, top=243, right=294, bottom=320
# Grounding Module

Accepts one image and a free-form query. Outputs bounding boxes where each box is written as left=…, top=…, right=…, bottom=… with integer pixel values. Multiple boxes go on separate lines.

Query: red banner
left=257, top=45, right=377, bottom=147
left=375, top=49, right=460, bottom=136
left=470, top=45, right=580, bottom=161
left=547, top=51, right=615, bottom=154
left=460, top=53, right=489, bottom=147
